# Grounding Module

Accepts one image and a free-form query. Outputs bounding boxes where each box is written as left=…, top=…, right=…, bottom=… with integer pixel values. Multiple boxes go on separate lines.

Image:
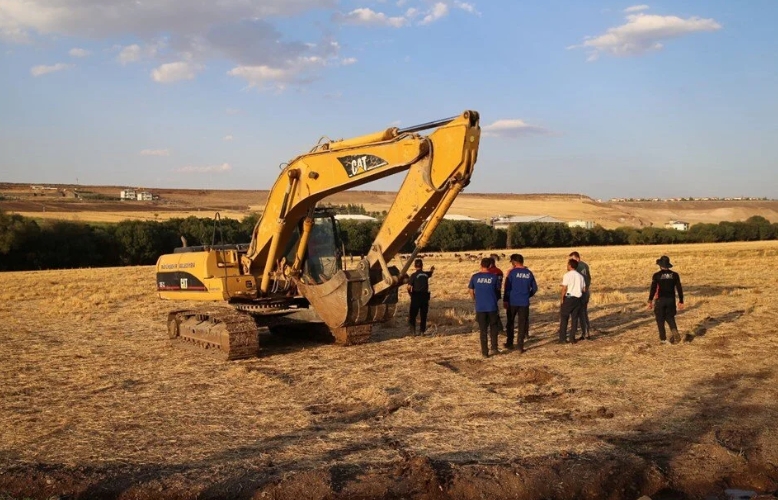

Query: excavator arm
left=244, top=110, right=480, bottom=285
left=239, top=109, right=480, bottom=335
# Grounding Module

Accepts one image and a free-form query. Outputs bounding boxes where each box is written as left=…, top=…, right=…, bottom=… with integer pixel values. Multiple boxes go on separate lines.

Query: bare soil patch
left=1, top=242, right=778, bottom=499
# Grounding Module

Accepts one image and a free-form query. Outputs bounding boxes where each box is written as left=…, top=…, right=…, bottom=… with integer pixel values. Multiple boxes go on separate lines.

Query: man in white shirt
left=558, top=258, right=586, bottom=344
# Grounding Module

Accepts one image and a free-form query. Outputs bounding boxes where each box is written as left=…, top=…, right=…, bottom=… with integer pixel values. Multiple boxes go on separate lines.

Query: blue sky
left=1, top=0, right=776, bottom=199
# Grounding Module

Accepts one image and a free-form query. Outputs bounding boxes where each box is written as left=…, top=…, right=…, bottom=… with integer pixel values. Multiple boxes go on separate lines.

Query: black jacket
left=648, top=270, right=683, bottom=303
left=408, top=269, right=433, bottom=294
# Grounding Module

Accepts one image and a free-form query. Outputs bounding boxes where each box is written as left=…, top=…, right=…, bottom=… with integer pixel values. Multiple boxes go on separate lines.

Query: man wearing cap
left=503, top=254, right=538, bottom=352
left=558, top=258, right=586, bottom=344
left=569, top=251, right=592, bottom=339
left=648, top=255, right=684, bottom=344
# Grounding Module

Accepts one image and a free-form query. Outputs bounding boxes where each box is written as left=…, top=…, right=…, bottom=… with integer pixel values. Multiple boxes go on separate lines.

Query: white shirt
left=562, top=270, right=585, bottom=298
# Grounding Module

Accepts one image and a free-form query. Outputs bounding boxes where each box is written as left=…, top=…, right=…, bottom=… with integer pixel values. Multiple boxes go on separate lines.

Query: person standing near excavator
left=569, top=251, right=592, bottom=339
left=648, top=255, right=684, bottom=344
left=407, top=258, right=434, bottom=335
left=485, top=257, right=505, bottom=334
left=469, top=258, right=502, bottom=357
left=503, top=254, right=538, bottom=352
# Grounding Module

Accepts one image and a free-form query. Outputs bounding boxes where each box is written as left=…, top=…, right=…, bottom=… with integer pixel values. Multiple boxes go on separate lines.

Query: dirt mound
left=2, top=449, right=775, bottom=500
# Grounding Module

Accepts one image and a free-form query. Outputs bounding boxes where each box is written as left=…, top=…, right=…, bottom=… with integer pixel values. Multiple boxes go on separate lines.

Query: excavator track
left=167, top=307, right=260, bottom=360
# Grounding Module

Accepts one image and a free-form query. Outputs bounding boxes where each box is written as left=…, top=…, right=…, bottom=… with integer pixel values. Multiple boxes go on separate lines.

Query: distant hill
left=1, top=182, right=776, bottom=228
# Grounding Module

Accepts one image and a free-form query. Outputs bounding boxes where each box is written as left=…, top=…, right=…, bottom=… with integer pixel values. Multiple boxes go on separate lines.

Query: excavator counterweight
left=156, top=110, right=480, bottom=359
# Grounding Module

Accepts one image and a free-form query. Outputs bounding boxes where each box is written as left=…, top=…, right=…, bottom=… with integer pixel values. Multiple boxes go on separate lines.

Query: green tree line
left=1, top=211, right=775, bottom=271
left=0, top=212, right=258, bottom=271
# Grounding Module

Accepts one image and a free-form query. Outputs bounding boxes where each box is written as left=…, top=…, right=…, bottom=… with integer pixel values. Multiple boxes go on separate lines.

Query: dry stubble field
left=2, top=241, right=778, bottom=500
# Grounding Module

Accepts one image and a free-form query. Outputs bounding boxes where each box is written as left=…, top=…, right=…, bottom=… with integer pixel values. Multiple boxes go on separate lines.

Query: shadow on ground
left=3, top=351, right=776, bottom=500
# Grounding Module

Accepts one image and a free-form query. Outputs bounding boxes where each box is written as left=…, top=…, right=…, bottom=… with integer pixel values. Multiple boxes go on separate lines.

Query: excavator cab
left=281, top=210, right=343, bottom=284
left=304, top=215, right=343, bottom=283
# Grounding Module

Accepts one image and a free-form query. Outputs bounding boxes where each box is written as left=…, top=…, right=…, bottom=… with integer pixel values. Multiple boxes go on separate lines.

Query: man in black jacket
left=648, top=255, right=684, bottom=344
left=407, top=258, right=434, bottom=335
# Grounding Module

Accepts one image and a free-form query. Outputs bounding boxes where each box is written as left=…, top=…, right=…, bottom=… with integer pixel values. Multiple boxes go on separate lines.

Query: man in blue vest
left=468, top=258, right=502, bottom=357
left=503, top=253, right=538, bottom=353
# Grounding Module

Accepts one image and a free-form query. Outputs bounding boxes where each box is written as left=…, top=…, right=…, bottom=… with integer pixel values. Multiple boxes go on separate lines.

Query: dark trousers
left=476, top=311, right=500, bottom=355
left=654, top=298, right=678, bottom=340
left=558, top=296, right=581, bottom=342
left=580, top=291, right=591, bottom=335
left=505, top=305, right=530, bottom=350
left=409, top=293, right=430, bottom=333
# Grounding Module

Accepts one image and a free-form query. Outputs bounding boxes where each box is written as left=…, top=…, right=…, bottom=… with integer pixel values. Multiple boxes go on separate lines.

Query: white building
left=136, top=191, right=153, bottom=201
left=665, top=220, right=689, bottom=231
left=568, top=220, right=595, bottom=229
left=491, top=215, right=565, bottom=230
left=333, top=214, right=377, bottom=222
left=442, top=214, right=481, bottom=222
left=120, top=189, right=136, bottom=200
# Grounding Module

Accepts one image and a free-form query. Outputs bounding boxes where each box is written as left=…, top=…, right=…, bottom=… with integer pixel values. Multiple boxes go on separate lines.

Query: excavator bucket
left=295, top=267, right=398, bottom=345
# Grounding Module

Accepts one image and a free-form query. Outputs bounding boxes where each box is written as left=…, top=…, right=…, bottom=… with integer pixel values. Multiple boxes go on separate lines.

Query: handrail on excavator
left=397, top=116, right=458, bottom=134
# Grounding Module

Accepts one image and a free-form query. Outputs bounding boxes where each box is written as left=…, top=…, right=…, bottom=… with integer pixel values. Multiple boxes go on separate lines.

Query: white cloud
left=340, top=57, right=357, bottom=65
left=0, top=0, right=335, bottom=41
left=2, top=0, right=475, bottom=89
left=0, top=0, right=338, bottom=88
left=624, top=5, right=649, bottom=13
left=337, top=2, right=470, bottom=28
left=175, top=163, right=232, bottom=173
left=482, top=119, right=548, bottom=138
left=151, top=61, right=203, bottom=83
left=140, top=149, right=170, bottom=156
left=30, top=62, right=72, bottom=76
left=420, top=2, right=449, bottom=25
left=227, top=56, right=327, bottom=89
left=570, top=10, right=721, bottom=61
left=454, top=1, right=480, bottom=15
left=118, top=44, right=141, bottom=64
left=68, top=47, right=90, bottom=57
left=338, top=7, right=407, bottom=27
left=1, top=26, right=29, bottom=43
left=223, top=135, right=234, bottom=141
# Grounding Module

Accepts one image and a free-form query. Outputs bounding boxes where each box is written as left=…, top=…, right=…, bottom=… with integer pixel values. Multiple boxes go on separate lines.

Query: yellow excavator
left=156, top=110, right=480, bottom=359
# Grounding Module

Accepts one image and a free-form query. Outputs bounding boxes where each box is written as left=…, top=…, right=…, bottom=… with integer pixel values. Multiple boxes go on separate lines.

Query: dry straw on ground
left=1, top=241, right=778, bottom=487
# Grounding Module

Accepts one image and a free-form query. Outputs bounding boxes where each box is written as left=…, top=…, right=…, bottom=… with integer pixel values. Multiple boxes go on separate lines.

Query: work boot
left=670, top=328, right=681, bottom=344
left=408, top=324, right=416, bottom=336
left=489, top=348, right=500, bottom=356
left=503, top=343, right=514, bottom=350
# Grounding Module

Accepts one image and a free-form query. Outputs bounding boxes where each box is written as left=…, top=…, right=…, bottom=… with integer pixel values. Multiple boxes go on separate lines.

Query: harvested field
left=2, top=241, right=778, bottom=499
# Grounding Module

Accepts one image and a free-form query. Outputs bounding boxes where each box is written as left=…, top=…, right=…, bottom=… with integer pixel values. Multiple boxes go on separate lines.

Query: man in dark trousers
left=407, top=258, right=434, bottom=335
left=468, top=258, right=502, bottom=357
left=569, top=251, right=592, bottom=339
left=558, top=258, right=585, bottom=344
left=503, top=253, right=538, bottom=353
left=485, top=257, right=505, bottom=334
left=648, top=255, right=684, bottom=344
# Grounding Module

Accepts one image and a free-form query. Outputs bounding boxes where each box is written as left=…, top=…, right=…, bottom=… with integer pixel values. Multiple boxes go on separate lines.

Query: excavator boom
left=246, top=110, right=479, bottom=331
